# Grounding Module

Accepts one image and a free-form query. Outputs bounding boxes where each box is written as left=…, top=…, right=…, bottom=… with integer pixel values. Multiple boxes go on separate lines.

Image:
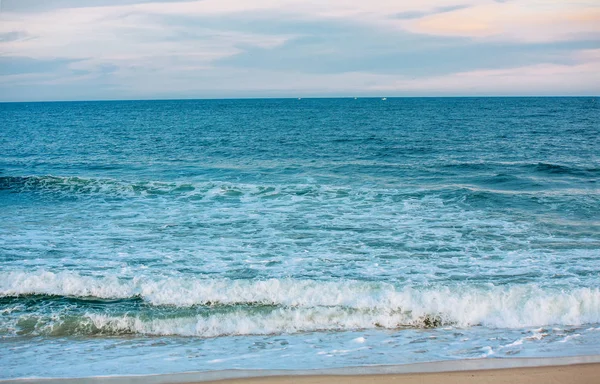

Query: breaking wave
left=1, top=271, right=599, bottom=337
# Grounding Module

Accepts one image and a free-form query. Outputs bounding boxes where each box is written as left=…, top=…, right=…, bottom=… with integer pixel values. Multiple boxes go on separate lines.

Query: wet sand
left=195, top=363, right=599, bottom=384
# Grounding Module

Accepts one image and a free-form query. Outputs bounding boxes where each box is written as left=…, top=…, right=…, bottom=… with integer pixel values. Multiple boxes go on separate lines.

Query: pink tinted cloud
left=404, top=1, right=600, bottom=42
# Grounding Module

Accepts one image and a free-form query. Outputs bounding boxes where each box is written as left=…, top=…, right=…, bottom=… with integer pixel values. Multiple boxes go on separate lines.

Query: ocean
left=0, top=97, right=599, bottom=379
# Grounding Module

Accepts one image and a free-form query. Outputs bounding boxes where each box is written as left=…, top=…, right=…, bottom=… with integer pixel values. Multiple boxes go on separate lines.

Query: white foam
left=480, top=346, right=495, bottom=357
left=505, top=339, right=523, bottom=347
left=502, top=329, right=548, bottom=348
left=526, top=332, right=547, bottom=341
left=2, top=270, right=600, bottom=330
left=82, top=308, right=416, bottom=337
left=558, top=334, right=581, bottom=343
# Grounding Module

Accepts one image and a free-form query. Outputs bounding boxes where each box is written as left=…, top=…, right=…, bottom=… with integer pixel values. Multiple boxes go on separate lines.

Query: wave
left=0, top=175, right=199, bottom=198
left=3, top=307, right=442, bottom=337
left=0, top=175, right=360, bottom=200
left=1, top=175, right=596, bottom=204
left=438, top=161, right=599, bottom=176
left=2, top=271, right=599, bottom=333
left=534, top=163, right=599, bottom=177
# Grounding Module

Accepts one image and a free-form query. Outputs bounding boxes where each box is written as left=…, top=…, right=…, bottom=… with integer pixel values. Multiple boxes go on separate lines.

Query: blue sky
left=0, top=0, right=599, bottom=101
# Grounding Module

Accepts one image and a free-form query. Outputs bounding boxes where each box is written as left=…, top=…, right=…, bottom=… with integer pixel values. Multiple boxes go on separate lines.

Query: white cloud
left=0, top=3, right=295, bottom=63
left=370, top=49, right=600, bottom=95
left=4, top=0, right=597, bottom=62
left=403, top=0, right=600, bottom=43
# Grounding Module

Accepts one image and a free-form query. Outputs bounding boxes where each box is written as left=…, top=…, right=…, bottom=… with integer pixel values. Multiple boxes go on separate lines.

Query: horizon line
left=1, top=95, right=598, bottom=104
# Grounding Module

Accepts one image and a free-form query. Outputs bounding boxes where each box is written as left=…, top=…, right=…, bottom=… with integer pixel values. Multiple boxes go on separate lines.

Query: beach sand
left=195, top=363, right=599, bottom=384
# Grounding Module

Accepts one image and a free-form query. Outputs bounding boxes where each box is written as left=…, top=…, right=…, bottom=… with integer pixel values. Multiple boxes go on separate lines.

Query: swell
left=0, top=175, right=595, bottom=203
left=534, top=162, right=600, bottom=177
left=0, top=175, right=199, bottom=198
left=1, top=271, right=599, bottom=334
left=439, top=161, right=599, bottom=177
left=0, top=175, right=352, bottom=200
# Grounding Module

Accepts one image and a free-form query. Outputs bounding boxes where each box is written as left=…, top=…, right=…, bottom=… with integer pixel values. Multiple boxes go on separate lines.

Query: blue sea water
left=0, top=97, right=599, bottom=379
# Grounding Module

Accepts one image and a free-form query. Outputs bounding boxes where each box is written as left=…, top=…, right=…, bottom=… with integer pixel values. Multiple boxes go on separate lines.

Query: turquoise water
left=1, top=98, right=599, bottom=378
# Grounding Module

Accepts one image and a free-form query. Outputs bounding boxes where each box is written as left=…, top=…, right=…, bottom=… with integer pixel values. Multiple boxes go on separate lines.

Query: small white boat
left=382, top=97, right=387, bottom=101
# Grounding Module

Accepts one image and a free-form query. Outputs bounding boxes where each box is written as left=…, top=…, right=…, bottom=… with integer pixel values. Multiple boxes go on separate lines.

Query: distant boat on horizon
left=382, top=97, right=387, bottom=101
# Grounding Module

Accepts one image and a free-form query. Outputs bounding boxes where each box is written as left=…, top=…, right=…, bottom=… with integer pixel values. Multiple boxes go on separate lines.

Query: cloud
left=0, top=57, right=81, bottom=76
left=0, top=0, right=599, bottom=100
left=393, top=5, right=472, bottom=20
left=0, top=31, right=30, bottom=42
left=216, top=22, right=597, bottom=77
left=372, top=49, right=600, bottom=96
left=405, top=1, right=600, bottom=42
left=0, top=4, right=294, bottom=61
left=0, top=0, right=197, bottom=13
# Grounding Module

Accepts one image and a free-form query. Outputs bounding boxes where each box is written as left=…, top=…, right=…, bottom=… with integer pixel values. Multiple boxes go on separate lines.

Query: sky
left=0, top=0, right=599, bottom=101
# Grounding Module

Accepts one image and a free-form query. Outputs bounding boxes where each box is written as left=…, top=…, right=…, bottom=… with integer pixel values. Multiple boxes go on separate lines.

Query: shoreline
left=3, top=355, right=600, bottom=384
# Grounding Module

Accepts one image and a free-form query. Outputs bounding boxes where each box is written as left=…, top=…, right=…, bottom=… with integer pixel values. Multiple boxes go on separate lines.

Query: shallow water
left=1, top=97, right=599, bottom=378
